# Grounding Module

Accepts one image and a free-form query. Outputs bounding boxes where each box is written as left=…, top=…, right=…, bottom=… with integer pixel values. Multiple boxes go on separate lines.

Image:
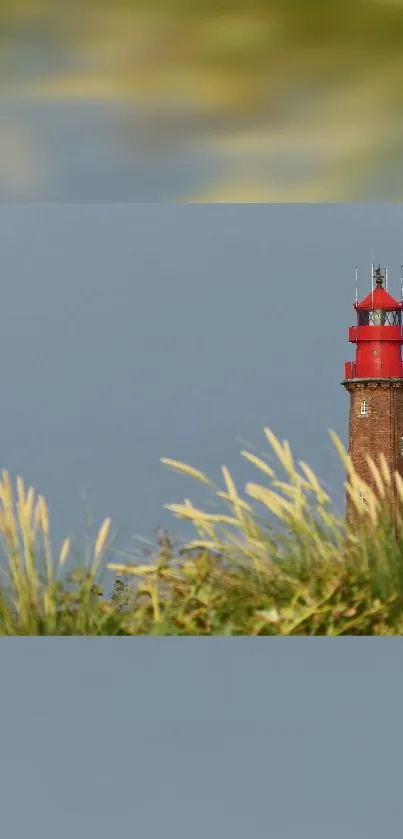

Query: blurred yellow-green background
left=2, top=0, right=403, bottom=200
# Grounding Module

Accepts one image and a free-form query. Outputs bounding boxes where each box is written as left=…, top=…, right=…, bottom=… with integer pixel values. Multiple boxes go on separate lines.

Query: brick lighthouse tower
left=343, top=265, right=403, bottom=524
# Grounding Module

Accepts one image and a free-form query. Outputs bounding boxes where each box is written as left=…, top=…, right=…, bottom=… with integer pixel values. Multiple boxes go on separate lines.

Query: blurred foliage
left=3, top=0, right=403, bottom=108
left=2, top=0, right=403, bottom=198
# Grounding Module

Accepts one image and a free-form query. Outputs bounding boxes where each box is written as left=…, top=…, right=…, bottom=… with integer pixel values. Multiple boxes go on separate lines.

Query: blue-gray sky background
left=1, top=203, right=402, bottom=552
left=1, top=641, right=402, bottom=838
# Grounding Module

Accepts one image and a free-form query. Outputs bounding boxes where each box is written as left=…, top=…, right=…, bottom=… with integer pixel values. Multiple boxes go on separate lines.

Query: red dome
left=357, top=286, right=403, bottom=311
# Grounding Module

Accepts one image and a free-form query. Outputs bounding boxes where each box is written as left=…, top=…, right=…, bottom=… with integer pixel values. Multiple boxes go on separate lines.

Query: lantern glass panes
left=358, top=310, right=401, bottom=326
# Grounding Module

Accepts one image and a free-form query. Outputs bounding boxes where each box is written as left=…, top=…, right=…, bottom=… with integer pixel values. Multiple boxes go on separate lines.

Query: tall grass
left=0, top=428, right=403, bottom=634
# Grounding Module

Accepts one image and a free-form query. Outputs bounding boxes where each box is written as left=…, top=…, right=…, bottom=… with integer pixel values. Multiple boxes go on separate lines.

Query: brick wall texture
left=343, top=380, right=403, bottom=525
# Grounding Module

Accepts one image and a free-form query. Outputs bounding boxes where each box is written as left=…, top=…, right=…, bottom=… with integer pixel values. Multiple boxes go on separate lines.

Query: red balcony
left=349, top=325, right=402, bottom=342
left=344, top=361, right=356, bottom=379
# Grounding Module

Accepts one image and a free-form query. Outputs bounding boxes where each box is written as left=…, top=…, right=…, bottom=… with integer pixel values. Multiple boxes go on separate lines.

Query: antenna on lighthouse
left=355, top=265, right=358, bottom=305
left=400, top=264, right=403, bottom=302
left=386, top=267, right=388, bottom=291
left=371, top=262, right=374, bottom=309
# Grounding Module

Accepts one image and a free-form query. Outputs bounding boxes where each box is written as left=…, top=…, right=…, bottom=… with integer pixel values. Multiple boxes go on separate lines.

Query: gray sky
left=1, top=642, right=402, bottom=838
left=1, top=203, right=403, bottom=553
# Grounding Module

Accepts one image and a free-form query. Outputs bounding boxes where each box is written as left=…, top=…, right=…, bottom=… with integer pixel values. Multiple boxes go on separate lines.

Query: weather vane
left=374, top=265, right=384, bottom=288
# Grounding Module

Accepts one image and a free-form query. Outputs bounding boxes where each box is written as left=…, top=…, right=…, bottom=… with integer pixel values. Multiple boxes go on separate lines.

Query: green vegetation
left=0, top=427, right=403, bottom=635
left=6, top=1, right=403, bottom=115
left=3, top=1, right=403, bottom=198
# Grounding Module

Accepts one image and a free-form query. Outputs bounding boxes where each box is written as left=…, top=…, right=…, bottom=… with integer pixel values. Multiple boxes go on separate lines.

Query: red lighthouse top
left=355, top=272, right=403, bottom=311
left=344, top=266, right=403, bottom=380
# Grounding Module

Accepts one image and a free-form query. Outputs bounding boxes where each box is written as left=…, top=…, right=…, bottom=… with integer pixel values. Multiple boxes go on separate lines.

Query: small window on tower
left=359, top=490, right=366, bottom=505
left=400, top=435, right=403, bottom=457
left=360, top=400, right=368, bottom=416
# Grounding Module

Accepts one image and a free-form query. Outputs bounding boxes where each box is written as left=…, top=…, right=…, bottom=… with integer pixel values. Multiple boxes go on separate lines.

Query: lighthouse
left=343, top=265, right=403, bottom=525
